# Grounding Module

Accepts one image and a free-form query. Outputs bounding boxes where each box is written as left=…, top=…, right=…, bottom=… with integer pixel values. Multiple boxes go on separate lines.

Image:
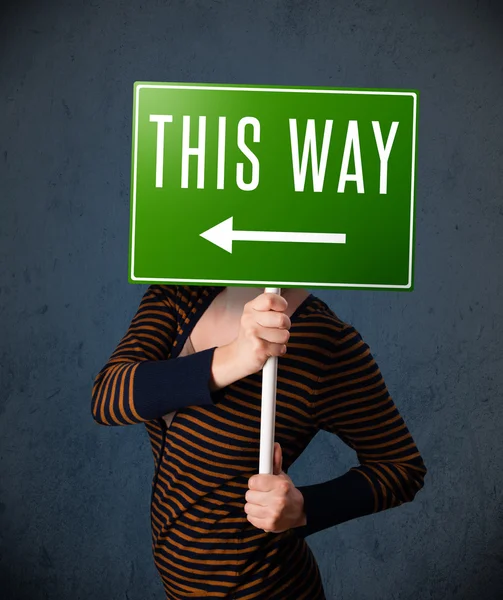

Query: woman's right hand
left=227, top=291, right=292, bottom=378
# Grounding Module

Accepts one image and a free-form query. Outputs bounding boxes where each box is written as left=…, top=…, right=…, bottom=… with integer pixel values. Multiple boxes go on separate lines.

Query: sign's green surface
left=129, top=82, right=418, bottom=290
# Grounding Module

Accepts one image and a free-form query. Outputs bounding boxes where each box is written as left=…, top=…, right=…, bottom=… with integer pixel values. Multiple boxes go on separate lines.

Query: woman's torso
left=150, top=286, right=329, bottom=599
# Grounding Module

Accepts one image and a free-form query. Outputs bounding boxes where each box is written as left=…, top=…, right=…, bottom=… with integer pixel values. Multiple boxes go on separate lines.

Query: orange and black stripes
left=294, top=322, right=427, bottom=534
left=91, top=285, right=427, bottom=599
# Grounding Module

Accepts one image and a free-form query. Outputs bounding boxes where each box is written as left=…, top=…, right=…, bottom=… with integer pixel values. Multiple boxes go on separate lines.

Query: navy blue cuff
left=132, top=346, right=220, bottom=421
left=294, top=469, right=375, bottom=538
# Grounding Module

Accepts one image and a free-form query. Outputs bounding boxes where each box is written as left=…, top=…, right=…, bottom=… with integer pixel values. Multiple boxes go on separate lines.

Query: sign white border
left=130, top=84, right=417, bottom=289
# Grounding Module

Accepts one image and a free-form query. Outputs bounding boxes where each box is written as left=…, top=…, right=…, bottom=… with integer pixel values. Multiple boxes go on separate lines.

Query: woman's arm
left=91, top=285, right=236, bottom=426
left=295, top=323, right=427, bottom=538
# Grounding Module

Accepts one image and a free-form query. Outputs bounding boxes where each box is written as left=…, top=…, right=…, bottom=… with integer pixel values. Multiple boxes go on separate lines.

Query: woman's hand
left=245, top=442, right=307, bottom=534
left=227, top=291, right=292, bottom=379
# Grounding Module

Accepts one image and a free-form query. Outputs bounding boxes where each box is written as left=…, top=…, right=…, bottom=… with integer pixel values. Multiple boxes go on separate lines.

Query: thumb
left=273, top=442, right=283, bottom=476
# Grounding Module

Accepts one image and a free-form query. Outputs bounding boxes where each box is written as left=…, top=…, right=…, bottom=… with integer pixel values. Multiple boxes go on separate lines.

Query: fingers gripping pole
left=259, top=287, right=281, bottom=475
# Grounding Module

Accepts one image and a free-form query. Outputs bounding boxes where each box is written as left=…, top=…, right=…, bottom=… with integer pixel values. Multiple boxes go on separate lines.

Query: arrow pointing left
left=200, top=216, right=347, bottom=254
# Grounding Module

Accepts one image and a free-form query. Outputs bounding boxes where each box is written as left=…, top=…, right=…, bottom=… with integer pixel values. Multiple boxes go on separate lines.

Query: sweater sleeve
left=294, top=323, right=427, bottom=538
left=91, top=285, right=220, bottom=426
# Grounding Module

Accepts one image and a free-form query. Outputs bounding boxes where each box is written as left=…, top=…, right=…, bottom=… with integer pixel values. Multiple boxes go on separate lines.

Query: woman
left=91, top=285, right=427, bottom=599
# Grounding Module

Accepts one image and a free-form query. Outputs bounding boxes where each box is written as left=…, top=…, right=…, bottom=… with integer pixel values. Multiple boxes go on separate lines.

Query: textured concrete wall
left=1, top=1, right=502, bottom=598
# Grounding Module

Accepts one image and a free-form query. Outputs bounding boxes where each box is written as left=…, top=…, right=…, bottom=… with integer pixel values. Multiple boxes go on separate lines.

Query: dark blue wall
left=1, top=1, right=502, bottom=598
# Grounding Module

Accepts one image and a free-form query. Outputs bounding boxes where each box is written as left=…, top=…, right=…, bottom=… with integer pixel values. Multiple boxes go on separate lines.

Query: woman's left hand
left=245, top=442, right=307, bottom=533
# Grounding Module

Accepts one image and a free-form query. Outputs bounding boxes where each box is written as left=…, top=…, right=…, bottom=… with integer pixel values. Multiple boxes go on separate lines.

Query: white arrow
left=200, top=216, right=346, bottom=254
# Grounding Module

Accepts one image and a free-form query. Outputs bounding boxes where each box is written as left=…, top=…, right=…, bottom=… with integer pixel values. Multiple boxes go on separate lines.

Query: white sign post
left=259, top=286, right=281, bottom=474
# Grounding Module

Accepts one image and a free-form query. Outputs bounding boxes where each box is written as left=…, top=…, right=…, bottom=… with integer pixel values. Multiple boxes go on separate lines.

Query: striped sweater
left=91, top=285, right=427, bottom=599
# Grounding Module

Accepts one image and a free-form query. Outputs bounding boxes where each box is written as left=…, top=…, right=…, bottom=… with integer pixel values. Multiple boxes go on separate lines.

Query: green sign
left=129, top=82, right=418, bottom=290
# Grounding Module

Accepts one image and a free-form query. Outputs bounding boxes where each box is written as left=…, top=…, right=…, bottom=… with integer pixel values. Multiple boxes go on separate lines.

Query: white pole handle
left=258, top=287, right=281, bottom=474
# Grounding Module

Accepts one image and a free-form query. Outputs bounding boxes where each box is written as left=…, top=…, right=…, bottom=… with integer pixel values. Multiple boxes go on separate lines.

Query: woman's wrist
left=209, top=344, right=245, bottom=391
